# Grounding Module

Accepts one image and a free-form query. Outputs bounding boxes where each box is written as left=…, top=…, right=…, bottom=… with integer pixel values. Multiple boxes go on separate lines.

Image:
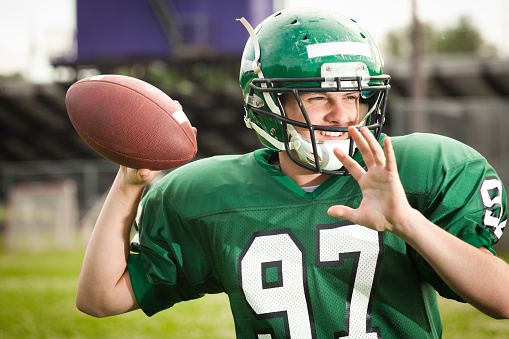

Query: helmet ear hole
left=360, top=91, right=382, bottom=114
left=361, top=91, right=375, bottom=99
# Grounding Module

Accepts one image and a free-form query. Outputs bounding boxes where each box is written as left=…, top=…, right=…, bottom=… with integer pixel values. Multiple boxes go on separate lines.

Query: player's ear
left=359, top=103, right=369, bottom=119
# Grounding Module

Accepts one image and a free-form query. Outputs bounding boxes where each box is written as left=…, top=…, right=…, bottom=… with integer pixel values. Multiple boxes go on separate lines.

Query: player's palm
left=328, top=127, right=412, bottom=233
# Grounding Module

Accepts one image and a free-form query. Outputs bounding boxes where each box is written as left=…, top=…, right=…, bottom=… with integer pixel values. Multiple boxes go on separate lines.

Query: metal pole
left=410, top=0, right=426, bottom=132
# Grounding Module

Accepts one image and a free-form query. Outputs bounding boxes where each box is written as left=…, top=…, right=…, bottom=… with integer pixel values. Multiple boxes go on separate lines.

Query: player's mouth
left=316, top=129, right=350, bottom=141
left=318, top=131, right=343, bottom=137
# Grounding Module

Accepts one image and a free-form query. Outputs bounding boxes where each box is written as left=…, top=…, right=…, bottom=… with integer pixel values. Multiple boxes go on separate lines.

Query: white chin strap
left=244, top=119, right=354, bottom=171
left=287, top=126, right=353, bottom=171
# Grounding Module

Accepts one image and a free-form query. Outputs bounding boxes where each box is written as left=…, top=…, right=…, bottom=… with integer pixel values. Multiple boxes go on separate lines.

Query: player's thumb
left=138, top=168, right=151, bottom=178
left=137, top=168, right=161, bottom=184
left=327, top=205, right=356, bottom=221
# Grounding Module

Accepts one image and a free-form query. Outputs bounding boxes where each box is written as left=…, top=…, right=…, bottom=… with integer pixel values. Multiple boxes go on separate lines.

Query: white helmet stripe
left=307, top=41, right=371, bottom=58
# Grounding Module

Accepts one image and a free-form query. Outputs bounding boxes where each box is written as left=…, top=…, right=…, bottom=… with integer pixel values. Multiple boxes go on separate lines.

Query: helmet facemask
left=247, top=74, right=390, bottom=175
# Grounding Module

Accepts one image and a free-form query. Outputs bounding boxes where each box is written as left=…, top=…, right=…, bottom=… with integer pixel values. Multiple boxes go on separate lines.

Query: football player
left=76, top=7, right=509, bottom=338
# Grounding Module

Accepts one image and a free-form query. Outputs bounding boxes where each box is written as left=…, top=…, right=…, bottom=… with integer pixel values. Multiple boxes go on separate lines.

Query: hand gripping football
left=65, top=74, right=197, bottom=170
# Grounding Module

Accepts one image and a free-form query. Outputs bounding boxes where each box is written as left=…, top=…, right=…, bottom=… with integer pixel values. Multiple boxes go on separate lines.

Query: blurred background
left=1, top=0, right=509, bottom=337
left=1, top=0, right=509, bottom=251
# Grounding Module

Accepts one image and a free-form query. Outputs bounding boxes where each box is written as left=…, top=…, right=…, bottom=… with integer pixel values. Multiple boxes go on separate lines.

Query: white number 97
left=238, top=224, right=382, bottom=339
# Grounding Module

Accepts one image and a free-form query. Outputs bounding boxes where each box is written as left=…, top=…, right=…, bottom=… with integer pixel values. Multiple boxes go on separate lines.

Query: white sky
left=283, top=0, right=509, bottom=56
left=0, top=0, right=75, bottom=82
left=0, top=0, right=507, bottom=82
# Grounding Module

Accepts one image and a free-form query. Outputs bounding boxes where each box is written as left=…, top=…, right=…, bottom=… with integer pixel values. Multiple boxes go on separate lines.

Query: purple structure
left=73, top=0, right=273, bottom=65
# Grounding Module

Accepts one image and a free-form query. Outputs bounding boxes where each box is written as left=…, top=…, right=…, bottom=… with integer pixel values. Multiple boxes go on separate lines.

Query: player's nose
left=325, top=96, right=354, bottom=125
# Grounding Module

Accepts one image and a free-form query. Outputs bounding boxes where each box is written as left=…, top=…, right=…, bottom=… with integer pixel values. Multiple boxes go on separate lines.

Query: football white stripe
left=172, top=110, right=189, bottom=124
left=90, top=75, right=106, bottom=81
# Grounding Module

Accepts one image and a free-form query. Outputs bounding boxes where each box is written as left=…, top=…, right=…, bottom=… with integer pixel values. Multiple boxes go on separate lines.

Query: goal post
left=3, top=180, right=78, bottom=251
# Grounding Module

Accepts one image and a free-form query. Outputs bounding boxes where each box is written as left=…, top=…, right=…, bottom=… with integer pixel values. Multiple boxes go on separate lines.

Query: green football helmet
left=239, top=7, right=391, bottom=175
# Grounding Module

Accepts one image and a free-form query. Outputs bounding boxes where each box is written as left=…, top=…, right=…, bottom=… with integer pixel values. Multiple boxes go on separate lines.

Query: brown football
left=65, top=74, right=197, bottom=170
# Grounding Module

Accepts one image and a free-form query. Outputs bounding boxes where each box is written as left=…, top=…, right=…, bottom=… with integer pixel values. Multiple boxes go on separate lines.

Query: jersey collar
left=253, top=134, right=385, bottom=200
left=254, top=148, right=340, bottom=200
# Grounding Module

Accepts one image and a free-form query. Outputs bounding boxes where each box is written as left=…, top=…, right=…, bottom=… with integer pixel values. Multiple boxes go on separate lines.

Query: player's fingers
left=333, top=147, right=365, bottom=180
left=360, top=127, right=385, bottom=166
left=327, top=205, right=357, bottom=222
left=348, top=126, right=375, bottom=167
left=383, top=137, right=398, bottom=173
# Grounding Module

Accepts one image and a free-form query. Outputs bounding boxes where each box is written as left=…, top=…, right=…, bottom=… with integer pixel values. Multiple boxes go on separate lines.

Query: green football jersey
left=128, top=133, right=506, bottom=338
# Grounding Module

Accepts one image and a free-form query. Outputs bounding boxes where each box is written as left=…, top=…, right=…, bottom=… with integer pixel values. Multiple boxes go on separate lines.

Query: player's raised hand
left=327, top=127, right=413, bottom=233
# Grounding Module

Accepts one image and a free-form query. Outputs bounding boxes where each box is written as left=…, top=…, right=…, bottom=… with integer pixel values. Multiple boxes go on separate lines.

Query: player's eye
left=307, top=94, right=327, bottom=102
left=344, top=93, right=360, bottom=102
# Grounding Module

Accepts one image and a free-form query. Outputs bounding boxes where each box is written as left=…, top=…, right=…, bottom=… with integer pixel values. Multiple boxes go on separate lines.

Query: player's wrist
left=390, top=208, right=426, bottom=241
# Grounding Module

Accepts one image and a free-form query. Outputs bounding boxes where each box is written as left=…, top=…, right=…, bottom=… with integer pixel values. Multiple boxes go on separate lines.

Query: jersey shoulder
left=143, top=150, right=280, bottom=218
left=388, top=133, right=490, bottom=189
left=389, top=133, right=485, bottom=168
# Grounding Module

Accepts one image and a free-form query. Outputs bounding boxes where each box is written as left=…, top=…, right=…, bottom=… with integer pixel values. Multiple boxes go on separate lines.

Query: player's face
left=282, top=91, right=362, bottom=141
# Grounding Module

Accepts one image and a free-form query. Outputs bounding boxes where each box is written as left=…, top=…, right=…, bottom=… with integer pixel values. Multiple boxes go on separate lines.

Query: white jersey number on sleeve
left=479, top=177, right=506, bottom=239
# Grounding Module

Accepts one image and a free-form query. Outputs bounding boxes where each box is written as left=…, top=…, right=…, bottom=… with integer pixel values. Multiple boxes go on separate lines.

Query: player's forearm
left=394, top=209, right=509, bottom=319
left=76, top=169, right=144, bottom=317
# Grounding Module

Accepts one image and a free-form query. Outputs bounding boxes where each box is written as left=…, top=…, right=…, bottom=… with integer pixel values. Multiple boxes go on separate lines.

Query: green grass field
left=1, top=250, right=508, bottom=338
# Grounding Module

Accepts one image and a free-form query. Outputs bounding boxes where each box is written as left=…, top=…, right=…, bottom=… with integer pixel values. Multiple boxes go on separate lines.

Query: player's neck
left=278, top=152, right=331, bottom=188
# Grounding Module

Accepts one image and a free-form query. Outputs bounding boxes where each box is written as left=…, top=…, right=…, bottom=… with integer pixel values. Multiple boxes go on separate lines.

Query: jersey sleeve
left=408, top=150, right=507, bottom=301
left=127, top=183, right=223, bottom=317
